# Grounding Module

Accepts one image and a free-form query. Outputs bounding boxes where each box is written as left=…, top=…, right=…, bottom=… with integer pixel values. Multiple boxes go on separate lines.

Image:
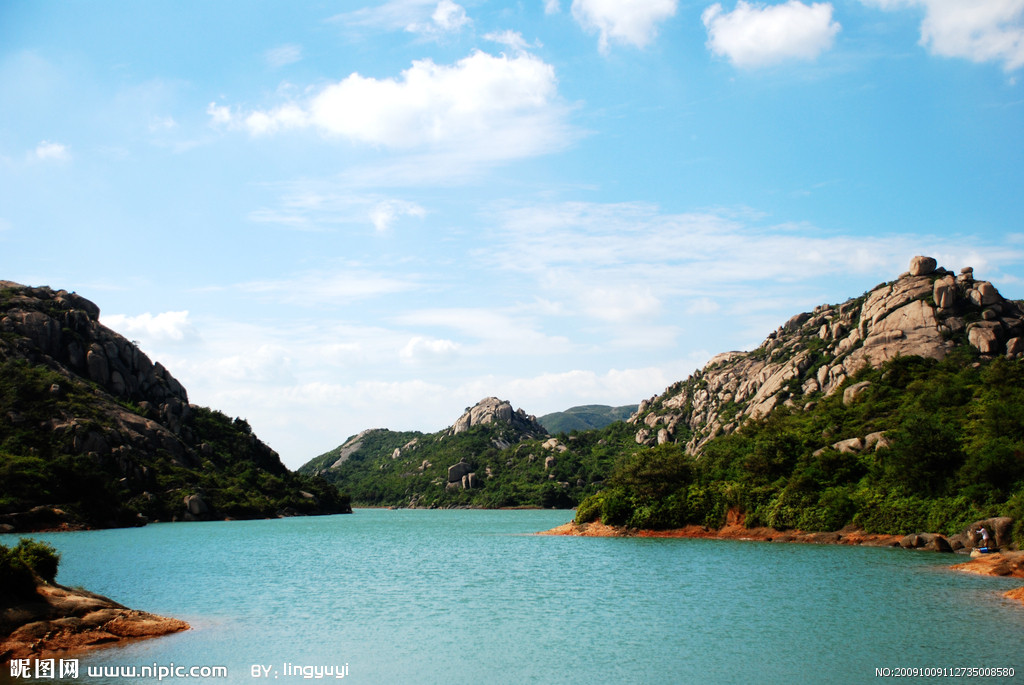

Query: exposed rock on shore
left=950, top=551, right=1024, bottom=606
left=1, top=583, right=188, bottom=663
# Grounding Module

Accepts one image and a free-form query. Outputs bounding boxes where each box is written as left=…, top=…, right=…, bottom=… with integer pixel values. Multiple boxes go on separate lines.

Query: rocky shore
left=538, top=519, right=903, bottom=547
left=950, top=551, right=1024, bottom=605
left=1, top=583, right=188, bottom=663
left=540, top=515, right=1024, bottom=606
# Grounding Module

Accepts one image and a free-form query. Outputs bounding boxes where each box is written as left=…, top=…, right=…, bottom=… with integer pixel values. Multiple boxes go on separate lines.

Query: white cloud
left=307, top=51, right=558, bottom=146
left=578, top=285, right=662, bottom=322
left=484, top=201, right=1024, bottom=327
left=400, top=336, right=462, bottom=364
left=862, top=0, right=1024, bottom=71
left=338, top=0, right=470, bottom=36
left=102, top=311, right=198, bottom=344
left=393, top=307, right=575, bottom=355
left=222, top=49, right=572, bottom=169
left=244, top=104, right=309, bottom=136
left=427, top=0, right=471, bottom=32
left=206, top=102, right=233, bottom=125
left=702, top=1, right=841, bottom=68
left=545, top=0, right=562, bottom=14
left=32, top=140, right=70, bottom=162
left=571, top=0, right=678, bottom=52
left=248, top=187, right=427, bottom=232
left=266, top=44, right=303, bottom=68
left=484, top=30, right=538, bottom=53
left=369, top=199, right=427, bottom=232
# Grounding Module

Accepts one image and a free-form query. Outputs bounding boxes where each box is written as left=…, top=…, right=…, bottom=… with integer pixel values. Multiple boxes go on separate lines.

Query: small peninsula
left=1, top=538, right=187, bottom=663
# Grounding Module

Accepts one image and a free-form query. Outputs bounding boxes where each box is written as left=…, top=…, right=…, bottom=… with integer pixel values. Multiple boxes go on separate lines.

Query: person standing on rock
left=978, top=526, right=991, bottom=550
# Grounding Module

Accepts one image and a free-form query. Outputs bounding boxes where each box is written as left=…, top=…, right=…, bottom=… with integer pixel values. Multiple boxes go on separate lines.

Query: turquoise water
left=3, top=509, right=1024, bottom=684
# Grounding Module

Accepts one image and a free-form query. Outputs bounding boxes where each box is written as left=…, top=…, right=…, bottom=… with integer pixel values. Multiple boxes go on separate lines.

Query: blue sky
left=2, top=0, right=1023, bottom=468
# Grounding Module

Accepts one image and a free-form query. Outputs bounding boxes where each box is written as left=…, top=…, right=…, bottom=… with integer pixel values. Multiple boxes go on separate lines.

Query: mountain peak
left=448, top=397, right=547, bottom=439
left=630, top=256, right=1023, bottom=454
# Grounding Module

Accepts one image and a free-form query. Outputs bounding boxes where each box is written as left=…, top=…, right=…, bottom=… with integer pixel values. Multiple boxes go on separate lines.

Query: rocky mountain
left=0, top=281, right=349, bottom=531
left=572, top=256, right=1024, bottom=540
left=299, top=397, right=634, bottom=509
left=538, top=404, right=638, bottom=434
left=629, top=256, right=1023, bottom=456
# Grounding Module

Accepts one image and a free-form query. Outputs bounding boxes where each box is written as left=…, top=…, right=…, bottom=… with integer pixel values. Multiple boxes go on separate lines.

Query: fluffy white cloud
left=863, top=0, right=1024, bottom=71
left=400, top=336, right=462, bottom=364
left=571, top=0, right=678, bottom=52
left=221, top=49, right=570, bottom=165
left=702, top=1, right=841, bottom=68
left=427, top=0, right=470, bottom=32
left=308, top=51, right=557, bottom=146
left=32, top=140, right=70, bottom=162
left=102, top=311, right=197, bottom=344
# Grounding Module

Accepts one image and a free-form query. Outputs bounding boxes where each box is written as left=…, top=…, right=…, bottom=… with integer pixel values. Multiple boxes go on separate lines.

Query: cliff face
left=631, top=257, right=1024, bottom=454
left=0, top=281, right=348, bottom=530
left=2, top=281, right=214, bottom=471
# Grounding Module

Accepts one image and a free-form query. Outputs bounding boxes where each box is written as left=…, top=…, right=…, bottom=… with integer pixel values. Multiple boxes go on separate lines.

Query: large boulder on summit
left=448, top=397, right=547, bottom=440
left=909, top=255, right=937, bottom=276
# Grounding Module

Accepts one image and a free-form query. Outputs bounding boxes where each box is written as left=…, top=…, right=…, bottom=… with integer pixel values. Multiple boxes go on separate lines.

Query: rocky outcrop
left=0, top=282, right=192, bottom=439
left=630, top=258, right=1024, bottom=454
left=1, top=583, right=188, bottom=662
left=448, top=397, right=547, bottom=441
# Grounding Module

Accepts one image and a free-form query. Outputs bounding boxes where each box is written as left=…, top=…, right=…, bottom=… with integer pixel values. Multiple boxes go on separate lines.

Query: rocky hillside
left=573, top=257, right=1024, bottom=540
left=0, top=281, right=349, bottom=531
left=630, top=257, right=1023, bottom=455
left=299, top=397, right=635, bottom=509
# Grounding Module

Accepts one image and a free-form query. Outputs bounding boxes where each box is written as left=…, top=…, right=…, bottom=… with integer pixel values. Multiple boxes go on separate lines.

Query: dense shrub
left=0, top=538, right=61, bottom=602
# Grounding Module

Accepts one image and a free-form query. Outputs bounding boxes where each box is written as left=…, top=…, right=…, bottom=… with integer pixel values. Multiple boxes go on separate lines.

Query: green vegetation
left=575, top=352, right=1024, bottom=544
left=300, top=421, right=640, bottom=509
left=0, top=538, right=60, bottom=601
left=0, top=360, right=349, bottom=528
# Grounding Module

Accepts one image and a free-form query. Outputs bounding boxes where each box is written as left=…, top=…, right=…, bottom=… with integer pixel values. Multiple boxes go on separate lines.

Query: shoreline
left=538, top=520, right=1024, bottom=605
left=1, top=583, right=189, bottom=663
left=536, top=519, right=905, bottom=547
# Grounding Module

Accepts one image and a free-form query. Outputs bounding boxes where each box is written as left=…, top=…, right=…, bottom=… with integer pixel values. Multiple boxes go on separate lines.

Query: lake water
left=3, top=509, right=1023, bottom=684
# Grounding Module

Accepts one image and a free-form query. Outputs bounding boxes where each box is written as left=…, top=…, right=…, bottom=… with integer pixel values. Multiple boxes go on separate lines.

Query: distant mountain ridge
left=298, top=397, right=635, bottom=509
left=538, top=404, right=638, bottom=434
left=0, top=281, right=349, bottom=531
